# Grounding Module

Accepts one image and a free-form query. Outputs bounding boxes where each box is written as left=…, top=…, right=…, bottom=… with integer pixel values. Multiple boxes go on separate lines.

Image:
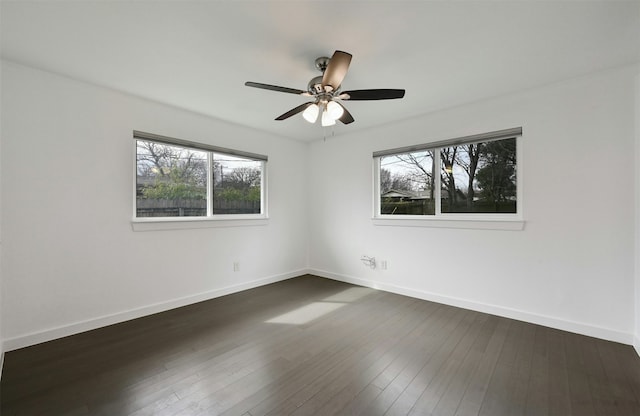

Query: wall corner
left=634, top=70, right=640, bottom=357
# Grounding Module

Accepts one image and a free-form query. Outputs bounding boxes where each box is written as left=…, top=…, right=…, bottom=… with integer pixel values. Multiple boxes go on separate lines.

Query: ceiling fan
left=245, top=50, right=405, bottom=126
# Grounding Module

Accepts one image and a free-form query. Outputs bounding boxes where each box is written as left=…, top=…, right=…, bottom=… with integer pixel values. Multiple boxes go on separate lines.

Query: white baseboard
left=5, top=269, right=636, bottom=354
left=3, top=270, right=305, bottom=352
left=310, top=268, right=635, bottom=346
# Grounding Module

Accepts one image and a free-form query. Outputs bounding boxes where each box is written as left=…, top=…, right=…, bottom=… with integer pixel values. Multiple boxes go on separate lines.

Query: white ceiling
left=2, top=1, right=639, bottom=142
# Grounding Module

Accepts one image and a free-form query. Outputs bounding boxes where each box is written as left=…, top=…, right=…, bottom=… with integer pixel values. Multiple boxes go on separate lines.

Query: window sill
left=131, top=216, right=268, bottom=231
left=372, top=216, right=524, bottom=231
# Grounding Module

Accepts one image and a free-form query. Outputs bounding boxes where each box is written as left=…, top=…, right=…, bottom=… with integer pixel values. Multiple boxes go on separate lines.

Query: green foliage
left=246, top=186, right=261, bottom=201
left=215, top=186, right=261, bottom=202
left=137, top=141, right=263, bottom=211
left=216, top=188, right=243, bottom=201
left=141, top=182, right=206, bottom=200
left=139, top=157, right=208, bottom=200
left=476, top=138, right=516, bottom=204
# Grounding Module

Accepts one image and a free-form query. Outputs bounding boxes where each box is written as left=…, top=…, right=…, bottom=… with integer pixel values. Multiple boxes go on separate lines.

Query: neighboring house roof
left=382, top=188, right=469, bottom=200
left=381, top=189, right=415, bottom=199
left=382, top=189, right=434, bottom=200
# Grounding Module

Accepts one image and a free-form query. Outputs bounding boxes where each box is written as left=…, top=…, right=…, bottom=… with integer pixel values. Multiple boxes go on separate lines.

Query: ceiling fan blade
left=340, top=89, right=405, bottom=100
left=337, top=102, right=355, bottom=124
left=322, top=50, right=352, bottom=91
left=275, top=102, right=314, bottom=121
left=245, top=81, right=309, bottom=96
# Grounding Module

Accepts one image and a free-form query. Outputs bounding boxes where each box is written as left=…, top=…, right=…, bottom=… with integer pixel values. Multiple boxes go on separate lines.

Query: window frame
left=132, top=131, right=268, bottom=230
left=372, top=128, right=524, bottom=230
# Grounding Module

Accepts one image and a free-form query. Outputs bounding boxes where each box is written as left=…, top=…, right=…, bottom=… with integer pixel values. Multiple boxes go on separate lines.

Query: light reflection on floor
left=265, top=286, right=373, bottom=325
left=321, top=287, right=372, bottom=302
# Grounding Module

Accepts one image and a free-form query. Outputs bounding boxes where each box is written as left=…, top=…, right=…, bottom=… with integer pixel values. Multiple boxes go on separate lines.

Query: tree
left=440, top=147, right=458, bottom=206
left=141, top=181, right=206, bottom=200
left=213, top=165, right=261, bottom=203
left=391, top=151, right=435, bottom=197
left=136, top=141, right=207, bottom=200
left=380, top=168, right=393, bottom=193
left=380, top=169, right=413, bottom=193
left=455, top=143, right=483, bottom=210
left=218, top=167, right=261, bottom=190
left=475, top=139, right=516, bottom=210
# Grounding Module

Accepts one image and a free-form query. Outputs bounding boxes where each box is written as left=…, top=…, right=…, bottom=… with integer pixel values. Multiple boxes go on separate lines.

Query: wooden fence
left=381, top=199, right=515, bottom=215
left=136, top=198, right=260, bottom=217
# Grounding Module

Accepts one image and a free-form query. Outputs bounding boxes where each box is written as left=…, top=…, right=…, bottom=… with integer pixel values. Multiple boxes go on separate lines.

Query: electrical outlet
left=233, top=262, right=240, bottom=272
left=381, top=260, right=388, bottom=270
left=361, top=256, right=376, bottom=269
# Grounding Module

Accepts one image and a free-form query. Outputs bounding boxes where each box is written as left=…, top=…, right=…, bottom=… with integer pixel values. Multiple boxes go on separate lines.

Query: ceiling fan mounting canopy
left=314, top=56, right=330, bottom=72
left=245, top=50, right=405, bottom=126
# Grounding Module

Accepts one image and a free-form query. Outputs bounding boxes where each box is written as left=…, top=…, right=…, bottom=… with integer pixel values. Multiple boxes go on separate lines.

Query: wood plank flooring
left=2, top=275, right=640, bottom=415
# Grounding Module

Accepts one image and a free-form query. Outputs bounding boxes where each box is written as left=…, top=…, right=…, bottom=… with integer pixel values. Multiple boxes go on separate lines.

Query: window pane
left=441, top=138, right=517, bottom=213
left=212, top=154, right=262, bottom=214
left=380, top=150, right=435, bottom=215
left=136, top=141, right=207, bottom=217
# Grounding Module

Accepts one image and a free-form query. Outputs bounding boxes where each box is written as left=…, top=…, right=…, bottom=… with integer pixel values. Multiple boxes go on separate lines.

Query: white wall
left=635, top=71, right=640, bottom=355
left=0, top=58, right=4, bottom=374
left=0, top=61, right=309, bottom=349
left=2, top=59, right=639, bottom=353
left=309, top=64, right=639, bottom=344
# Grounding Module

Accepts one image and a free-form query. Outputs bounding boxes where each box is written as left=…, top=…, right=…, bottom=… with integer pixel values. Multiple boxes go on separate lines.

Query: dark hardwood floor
left=2, top=275, right=640, bottom=415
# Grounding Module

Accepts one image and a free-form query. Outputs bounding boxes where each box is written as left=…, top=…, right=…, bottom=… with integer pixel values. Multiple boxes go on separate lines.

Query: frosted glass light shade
left=321, top=110, right=336, bottom=127
left=326, top=101, right=344, bottom=119
left=302, top=103, right=319, bottom=123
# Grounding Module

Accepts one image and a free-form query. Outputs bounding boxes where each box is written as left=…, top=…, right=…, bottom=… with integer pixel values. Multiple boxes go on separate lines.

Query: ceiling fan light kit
left=326, top=101, right=344, bottom=119
left=245, top=50, right=405, bottom=127
left=321, top=110, right=336, bottom=127
left=302, top=103, right=320, bottom=123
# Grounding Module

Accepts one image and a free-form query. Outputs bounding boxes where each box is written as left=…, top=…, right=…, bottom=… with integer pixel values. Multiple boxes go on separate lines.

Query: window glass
left=377, top=136, right=519, bottom=217
left=440, top=138, right=516, bottom=213
left=135, top=138, right=265, bottom=219
left=212, top=154, right=262, bottom=214
left=136, top=141, right=207, bottom=217
left=380, top=150, right=435, bottom=215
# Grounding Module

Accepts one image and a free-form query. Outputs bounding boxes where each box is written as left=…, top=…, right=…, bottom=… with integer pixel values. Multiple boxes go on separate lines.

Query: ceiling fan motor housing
left=308, top=75, right=325, bottom=95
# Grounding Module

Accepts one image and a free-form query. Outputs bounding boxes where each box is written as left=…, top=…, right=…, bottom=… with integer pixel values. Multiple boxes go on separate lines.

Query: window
left=134, top=131, right=266, bottom=220
left=374, top=128, right=522, bottom=222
